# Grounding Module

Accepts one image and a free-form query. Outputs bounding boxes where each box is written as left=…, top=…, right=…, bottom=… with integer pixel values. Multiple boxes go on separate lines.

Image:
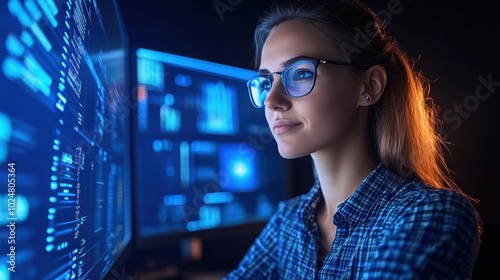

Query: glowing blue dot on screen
left=232, top=161, right=248, bottom=177
left=152, top=140, right=162, bottom=152
left=219, top=144, right=258, bottom=191
left=164, top=94, right=174, bottom=106
left=174, top=74, right=192, bottom=87
left=46, top=244, right=54, bottom=252
left=6, top=34, right=24, bottom=56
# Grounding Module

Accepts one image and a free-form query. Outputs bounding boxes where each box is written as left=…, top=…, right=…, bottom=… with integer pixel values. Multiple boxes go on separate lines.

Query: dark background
left=117, top=1, right=499, bottom=278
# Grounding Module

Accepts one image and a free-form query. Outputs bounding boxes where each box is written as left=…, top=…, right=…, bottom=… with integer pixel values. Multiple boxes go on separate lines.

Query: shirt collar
left=337, top=163, right=406, bottom=225
left=296, top=180, right=322, bottom=231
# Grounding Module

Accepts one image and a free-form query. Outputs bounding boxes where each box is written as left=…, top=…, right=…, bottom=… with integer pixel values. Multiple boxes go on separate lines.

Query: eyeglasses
left=247, top=58, right=369, bottom=108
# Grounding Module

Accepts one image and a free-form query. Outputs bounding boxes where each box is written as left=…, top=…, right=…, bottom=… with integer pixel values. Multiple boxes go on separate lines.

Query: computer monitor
left=0, top=0, right=132, bottom=279
left=131, top=48, right=288, bottom=251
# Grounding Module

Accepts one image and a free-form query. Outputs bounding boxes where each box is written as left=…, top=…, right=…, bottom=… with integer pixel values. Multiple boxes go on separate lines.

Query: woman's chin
left=278, top=147, right=308, bottom=159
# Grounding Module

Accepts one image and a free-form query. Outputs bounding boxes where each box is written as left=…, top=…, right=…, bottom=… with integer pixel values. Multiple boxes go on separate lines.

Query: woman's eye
left=262, top=79, right=271, bottom=90
left=292, top=69, right=313, bottom=81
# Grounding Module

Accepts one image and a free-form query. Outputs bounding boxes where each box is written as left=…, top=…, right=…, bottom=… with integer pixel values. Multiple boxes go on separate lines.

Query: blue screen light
left=219, top=143, right=258, bottom=192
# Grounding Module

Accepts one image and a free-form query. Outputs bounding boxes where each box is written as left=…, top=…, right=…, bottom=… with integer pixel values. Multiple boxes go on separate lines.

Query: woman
left=225, top=0, right=482, bottom=279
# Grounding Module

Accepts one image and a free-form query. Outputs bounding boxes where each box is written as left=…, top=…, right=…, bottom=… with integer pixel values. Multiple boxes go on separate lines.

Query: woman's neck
left=311, top=139, right=377, bottom=217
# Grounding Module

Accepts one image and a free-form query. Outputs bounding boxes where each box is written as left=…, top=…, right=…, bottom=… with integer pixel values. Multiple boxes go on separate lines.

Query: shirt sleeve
left=362, top=190, right=481, bottom=280
left=223, top=201, right=285, bottom=280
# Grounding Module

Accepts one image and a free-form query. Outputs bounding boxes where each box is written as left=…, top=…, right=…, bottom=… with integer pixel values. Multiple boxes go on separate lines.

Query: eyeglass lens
left=248, top=60, right=317, bottom=108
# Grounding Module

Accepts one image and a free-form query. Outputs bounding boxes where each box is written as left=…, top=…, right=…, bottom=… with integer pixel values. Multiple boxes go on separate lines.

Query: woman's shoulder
left=380, top=177, right=481, bottom=233
left=369, top=165, right=475, bottom=213
left=360, top=164, right=480, bottom=232
left=392, top=179, right=476, bottom=211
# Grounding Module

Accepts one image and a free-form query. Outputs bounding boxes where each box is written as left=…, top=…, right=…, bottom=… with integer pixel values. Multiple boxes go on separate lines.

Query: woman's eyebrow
left=280, top=55, right=313, bottom=68
left=258, top=55, right=314, bottom=74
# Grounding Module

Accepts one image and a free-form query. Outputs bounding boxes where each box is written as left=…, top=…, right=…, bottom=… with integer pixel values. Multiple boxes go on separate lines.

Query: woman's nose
left=263, top=75, right=291, bottom=111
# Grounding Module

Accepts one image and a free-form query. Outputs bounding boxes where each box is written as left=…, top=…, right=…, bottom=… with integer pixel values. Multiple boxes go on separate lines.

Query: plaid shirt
left=225, top=164, right=480, bottom=279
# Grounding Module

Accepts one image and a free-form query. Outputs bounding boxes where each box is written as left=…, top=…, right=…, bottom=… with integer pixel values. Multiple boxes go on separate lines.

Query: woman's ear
left=358, top=65, right=387, bottom=106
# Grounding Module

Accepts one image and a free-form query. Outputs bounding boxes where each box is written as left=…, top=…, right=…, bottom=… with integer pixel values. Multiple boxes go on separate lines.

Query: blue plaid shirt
left=225, top=164, right=480, bottom=279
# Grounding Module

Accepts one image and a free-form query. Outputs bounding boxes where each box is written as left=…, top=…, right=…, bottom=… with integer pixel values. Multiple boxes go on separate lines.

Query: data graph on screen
left=133, top=48, right=287, bottom=242
left=0, top=0, right=131, bottom=279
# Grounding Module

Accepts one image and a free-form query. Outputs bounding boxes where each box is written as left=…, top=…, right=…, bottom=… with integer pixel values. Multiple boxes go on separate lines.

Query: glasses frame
left=247, top=58, right=370, bottom=108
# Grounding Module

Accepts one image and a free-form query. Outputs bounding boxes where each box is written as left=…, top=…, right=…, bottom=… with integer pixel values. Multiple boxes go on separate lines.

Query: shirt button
left=333, top=213, right=346, bottom=225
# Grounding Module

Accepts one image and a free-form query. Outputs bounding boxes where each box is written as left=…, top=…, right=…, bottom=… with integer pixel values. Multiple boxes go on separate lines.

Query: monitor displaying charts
left=132, top=48, right=288, bottom=247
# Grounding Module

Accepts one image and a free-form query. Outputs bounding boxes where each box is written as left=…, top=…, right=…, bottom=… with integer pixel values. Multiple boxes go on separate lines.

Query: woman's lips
left=272, top=120, right=302, bottom=135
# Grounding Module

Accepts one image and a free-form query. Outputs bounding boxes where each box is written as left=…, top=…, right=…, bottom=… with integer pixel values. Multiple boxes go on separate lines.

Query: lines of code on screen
left=0, top=0, right=131, bottom=279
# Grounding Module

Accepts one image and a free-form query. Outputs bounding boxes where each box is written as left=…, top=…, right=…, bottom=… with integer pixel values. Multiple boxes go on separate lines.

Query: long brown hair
left=253, top=0, right=466, bottom=193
